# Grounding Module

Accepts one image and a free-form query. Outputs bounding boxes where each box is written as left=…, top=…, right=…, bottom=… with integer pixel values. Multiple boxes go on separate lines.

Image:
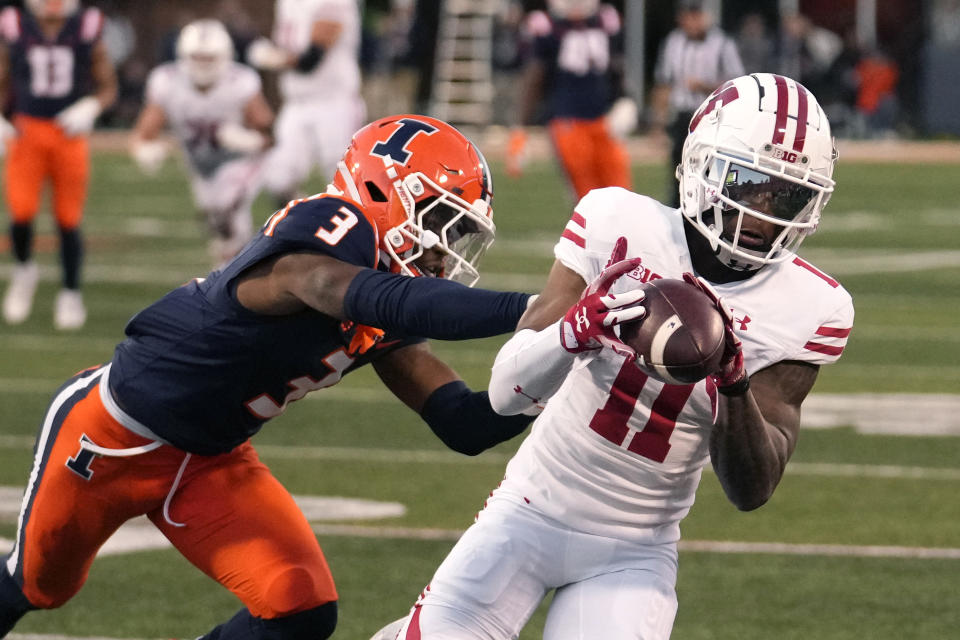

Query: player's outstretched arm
left=373, top=343, right=532, bottom=455
left=710, top=361, right=818, bottom=511
left=234, top=252, right=531, bottom=340
left=488, top=241, right=645, bottom=416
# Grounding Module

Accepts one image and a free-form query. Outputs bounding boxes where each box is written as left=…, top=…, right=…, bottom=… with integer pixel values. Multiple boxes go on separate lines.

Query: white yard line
left=1, top=435, right=956, bottom=480
left=307, top=524, right=960, bottom=560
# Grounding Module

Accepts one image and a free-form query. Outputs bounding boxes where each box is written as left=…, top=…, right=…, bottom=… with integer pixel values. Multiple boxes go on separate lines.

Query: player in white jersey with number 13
left=247, top=0, right=366, bottom=206
left=130, top=19, right=275, bottom=266
left=373, top=73, right=855, bottom=640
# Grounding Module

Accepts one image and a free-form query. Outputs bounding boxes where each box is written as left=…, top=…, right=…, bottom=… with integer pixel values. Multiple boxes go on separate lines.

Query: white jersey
left=273, top=0, right=361, bottom=102
left=145, top=61, right=263, bottom=177
left=496, top=187, right=855, bottom=544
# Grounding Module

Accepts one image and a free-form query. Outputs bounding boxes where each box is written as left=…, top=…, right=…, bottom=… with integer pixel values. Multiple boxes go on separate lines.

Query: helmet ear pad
left=360, top=176, right=418, bottom=268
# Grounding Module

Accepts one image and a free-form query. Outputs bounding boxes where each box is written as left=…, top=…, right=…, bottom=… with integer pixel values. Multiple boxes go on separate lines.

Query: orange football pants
left=5, top=366, right=337, bottom=618
left=548, top=117, right=632, bottom=200
left=4, top=114, right=90, bottom=229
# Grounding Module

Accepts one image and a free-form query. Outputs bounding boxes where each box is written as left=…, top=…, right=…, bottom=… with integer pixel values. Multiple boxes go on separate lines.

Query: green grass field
left=1, top=148, right=958, bottom=639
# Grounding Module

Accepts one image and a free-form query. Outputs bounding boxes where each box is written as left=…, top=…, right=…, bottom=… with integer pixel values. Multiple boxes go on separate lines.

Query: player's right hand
left=506, top=128, right=528, bottom=178
left=247, top=37, right=290, bottom=71
left=130, top=139, right=169, bottom=176
left=559, top=237, right=645, bottom=359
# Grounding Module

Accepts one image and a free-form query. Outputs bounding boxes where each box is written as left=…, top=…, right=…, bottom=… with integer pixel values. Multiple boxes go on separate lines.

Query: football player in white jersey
left=247, top=0, right=366, bottom=206
left=373, top=73, right=855, bottom=639
left=130, top=19, right=274, bottom=265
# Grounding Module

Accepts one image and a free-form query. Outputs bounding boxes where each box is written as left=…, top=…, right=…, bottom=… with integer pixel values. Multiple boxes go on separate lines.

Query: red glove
left=560, top=237, right=646, bottom=359
left=681, top=272, right=749, bottom=394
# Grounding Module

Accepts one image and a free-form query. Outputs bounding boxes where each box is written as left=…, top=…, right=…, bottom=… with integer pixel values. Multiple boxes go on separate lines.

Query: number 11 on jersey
left=588, top=361, right=701, bottom=463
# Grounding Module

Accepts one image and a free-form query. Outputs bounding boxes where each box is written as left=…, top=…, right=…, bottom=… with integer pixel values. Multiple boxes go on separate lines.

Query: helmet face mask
left=679, top=74, right=836, bottom=272
left=331, top=115, right=495, bottom=286
left=176, top=20, right=234, bottom=89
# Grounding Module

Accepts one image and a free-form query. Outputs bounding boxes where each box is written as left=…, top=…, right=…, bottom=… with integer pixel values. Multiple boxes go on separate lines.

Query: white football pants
left=261, top=94, right=366, bottom=196
left=394, top=495, right=679, bottom=640
left=190, top=155, right=264, bottom=259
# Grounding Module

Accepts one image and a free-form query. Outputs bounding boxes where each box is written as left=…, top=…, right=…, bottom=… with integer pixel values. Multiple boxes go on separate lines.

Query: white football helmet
left=547, top=0, right=600, bottom=19
left=176, top=19, right=234, bottom=88
left=678, top=73, right=837, bottom=272
left=26, top=0, right=78, bottom=19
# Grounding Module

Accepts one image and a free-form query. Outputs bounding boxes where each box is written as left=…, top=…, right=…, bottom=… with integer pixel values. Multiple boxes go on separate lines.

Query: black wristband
left=717, top=376, right=750, bottom=396
left=295, top=44, right=325, bottom=72
left=421, top=381, right=532, bottom=455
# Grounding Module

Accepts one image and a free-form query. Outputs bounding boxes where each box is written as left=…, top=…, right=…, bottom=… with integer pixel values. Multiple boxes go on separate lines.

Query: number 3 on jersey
left=263, top=199, right=357, bottom=246
left=315, top=207, right=358, bottom=245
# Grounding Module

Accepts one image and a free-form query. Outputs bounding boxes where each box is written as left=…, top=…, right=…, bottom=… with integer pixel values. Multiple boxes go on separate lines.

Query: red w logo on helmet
left=689, top=81, right=740, bottom=133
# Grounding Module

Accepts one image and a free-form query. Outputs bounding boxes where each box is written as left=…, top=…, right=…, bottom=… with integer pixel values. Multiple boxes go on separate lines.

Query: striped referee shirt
left=654, top=27, right=745, bottom=113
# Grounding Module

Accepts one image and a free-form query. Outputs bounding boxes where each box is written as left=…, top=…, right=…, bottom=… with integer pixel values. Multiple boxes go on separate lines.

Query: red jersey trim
left=816, top=326, right=851, bottom=338
left=792, top=257, right=839, bottom=288
left=561, top=229, right=586, bottom=248
left=803, top=341, right=844, bottom=356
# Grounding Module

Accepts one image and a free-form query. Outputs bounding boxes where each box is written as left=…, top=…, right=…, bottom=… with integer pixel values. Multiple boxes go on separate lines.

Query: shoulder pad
left=261, top=195, right=378, bottom=268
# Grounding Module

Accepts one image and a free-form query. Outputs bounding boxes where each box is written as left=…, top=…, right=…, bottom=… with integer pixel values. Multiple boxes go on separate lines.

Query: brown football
left=618, top=278, right=726, bottom=384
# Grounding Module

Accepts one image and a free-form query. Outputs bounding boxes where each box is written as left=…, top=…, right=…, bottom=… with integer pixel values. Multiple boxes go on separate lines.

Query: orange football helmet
left=330, top=114, right=495, bottom=286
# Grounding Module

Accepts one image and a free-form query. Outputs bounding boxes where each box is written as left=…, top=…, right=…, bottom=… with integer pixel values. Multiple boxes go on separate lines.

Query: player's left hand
left=56, top=96, right=102, bottom=137
left=606, top=96, right=638, bottom=139
left=682, top=272, right=748, bottom=393
left=0, top=116, right=15, bottom=157
left=560, top=238, right=645, bottom=359
left=216, top=122, right=268, bottom=153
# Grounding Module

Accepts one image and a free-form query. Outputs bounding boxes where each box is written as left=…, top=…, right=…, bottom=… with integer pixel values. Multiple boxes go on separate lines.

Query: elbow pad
left=420, top=381, right=532, bottom=456
left=343, top=269, right=531, bottom=340
left=295, top=44, right=325, bottom=72
left=488, top=324, right=576, bottom=416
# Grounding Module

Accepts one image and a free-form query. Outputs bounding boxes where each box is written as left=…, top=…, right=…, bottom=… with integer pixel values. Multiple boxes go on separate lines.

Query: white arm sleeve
left=488, top=323, right=577, bottom=416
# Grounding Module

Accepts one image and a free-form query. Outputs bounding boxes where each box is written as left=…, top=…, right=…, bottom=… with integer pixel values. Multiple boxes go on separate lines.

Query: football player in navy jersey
left=507, top=0, right=633, bottom=200
left=0, top=115, right=534, bottom=640
left=0, top=0, right=117, bottom=330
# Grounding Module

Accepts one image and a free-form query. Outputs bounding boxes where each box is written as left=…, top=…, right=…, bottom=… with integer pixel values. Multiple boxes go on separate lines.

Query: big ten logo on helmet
left=371, top=118, right=438, bottom=165
left=763, top=143, right=807, bottom=166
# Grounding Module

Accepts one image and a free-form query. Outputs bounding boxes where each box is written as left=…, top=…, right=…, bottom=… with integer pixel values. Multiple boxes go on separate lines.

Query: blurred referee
left=651, top=0, right=744, bottom=206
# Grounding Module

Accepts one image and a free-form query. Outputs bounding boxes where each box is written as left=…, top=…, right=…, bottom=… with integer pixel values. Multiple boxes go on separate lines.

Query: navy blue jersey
left=0, top=7, right=103, bottom=118
left=109, top=195, right=424, bottom=455
left=526, top=5, right=622, bottom=120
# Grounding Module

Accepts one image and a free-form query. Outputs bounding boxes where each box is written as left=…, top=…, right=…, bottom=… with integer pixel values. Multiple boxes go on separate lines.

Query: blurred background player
left=506, top=0, right=634, bottom=202
left=130, top=19, right=274, bottom=266
left=650, top=0, right=743, bottom=207
left=0, top=114, right=534, bottom=640
left=246, top=0, right=366, bottom=207
left=0, top=0, right=117, bottom=330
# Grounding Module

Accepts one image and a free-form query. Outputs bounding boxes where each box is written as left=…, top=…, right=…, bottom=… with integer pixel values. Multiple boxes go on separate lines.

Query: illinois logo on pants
left=2, top=365, right=337, bottom=618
